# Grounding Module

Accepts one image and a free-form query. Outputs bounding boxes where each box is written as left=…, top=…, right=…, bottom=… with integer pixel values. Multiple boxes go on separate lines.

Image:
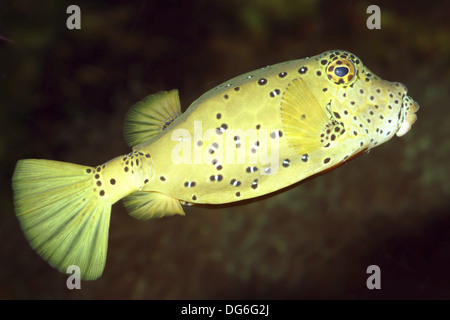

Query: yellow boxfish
left=12, top=50, right=419, bottom=280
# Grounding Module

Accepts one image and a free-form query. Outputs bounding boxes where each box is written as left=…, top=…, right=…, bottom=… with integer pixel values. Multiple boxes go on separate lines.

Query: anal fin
left=124, top=89, right=182, bottom=147
left=123, top=191, right=185, bottom=220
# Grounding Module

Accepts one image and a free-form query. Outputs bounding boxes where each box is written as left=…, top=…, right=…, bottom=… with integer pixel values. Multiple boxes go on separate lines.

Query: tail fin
left=12, top=159, right=111, bottom=280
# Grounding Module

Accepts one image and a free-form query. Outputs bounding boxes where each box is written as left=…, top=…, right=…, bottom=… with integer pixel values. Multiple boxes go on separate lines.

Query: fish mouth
left=396, top=95, right=420, bottom=137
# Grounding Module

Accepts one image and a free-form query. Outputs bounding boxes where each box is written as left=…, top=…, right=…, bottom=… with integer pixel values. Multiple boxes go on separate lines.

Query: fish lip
left=396, top=95, right=419, bottom=137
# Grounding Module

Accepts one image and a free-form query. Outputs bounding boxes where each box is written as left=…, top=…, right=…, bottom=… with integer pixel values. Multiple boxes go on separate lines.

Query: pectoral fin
left=281, top=78, right=344, bottom=153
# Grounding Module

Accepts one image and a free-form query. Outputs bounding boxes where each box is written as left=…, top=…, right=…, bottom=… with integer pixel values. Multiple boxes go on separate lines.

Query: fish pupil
left=334, top=66, right=349, bottom=77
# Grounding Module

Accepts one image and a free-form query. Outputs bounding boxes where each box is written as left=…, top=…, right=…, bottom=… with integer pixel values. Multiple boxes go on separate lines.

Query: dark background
left=1, top=0, right=449, bottom=299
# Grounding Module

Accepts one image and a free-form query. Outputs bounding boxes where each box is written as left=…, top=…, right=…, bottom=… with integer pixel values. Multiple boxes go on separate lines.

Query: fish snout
left=396, top=95, right=419, bottom=137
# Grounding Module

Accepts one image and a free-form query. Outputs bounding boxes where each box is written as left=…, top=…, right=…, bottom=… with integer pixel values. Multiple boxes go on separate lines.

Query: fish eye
left=326, top=58, right=357, bottom=85
left=334, top=66, right=349, bottom=77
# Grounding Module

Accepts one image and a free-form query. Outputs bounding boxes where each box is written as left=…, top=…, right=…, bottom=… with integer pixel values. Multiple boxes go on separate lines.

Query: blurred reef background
left=1, top=0, right=449, bottom=299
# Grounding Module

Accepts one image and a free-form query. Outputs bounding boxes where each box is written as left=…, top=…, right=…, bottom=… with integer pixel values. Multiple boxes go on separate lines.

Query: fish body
left=132, top=50, right=418, bottom=204
left=12, top=50, right=419, bottom=279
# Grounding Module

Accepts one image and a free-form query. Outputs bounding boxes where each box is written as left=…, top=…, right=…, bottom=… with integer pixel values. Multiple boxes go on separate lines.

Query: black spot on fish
left=269, top=89, right=281, bottom=98
left=270, top=130, right=283, bottom=139
left=246, top=166, right=258, bottom=173
left=210, top=175, right=223, bottom=182
left=184, top=181, right=196, bottom=187
left=215, top=124, right=228, bottom=135
left=258, top=78, right=267, bottom=85
left=212, top=159, right=223, bottom=170
left=230, top=179, right=241, bottom=187
left=234, top=136, right=241, bottom=148
left=298, top=66, right=308, bottom=74
left=209, top=142, right=219, bottom=154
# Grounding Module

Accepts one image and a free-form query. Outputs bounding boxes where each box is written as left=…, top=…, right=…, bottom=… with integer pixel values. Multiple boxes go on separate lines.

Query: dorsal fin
left=123, top=191, right=185, bottom=220
left=124, top=89, right=182, bottom=147
left=280, top=78, right=340, bottom=154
